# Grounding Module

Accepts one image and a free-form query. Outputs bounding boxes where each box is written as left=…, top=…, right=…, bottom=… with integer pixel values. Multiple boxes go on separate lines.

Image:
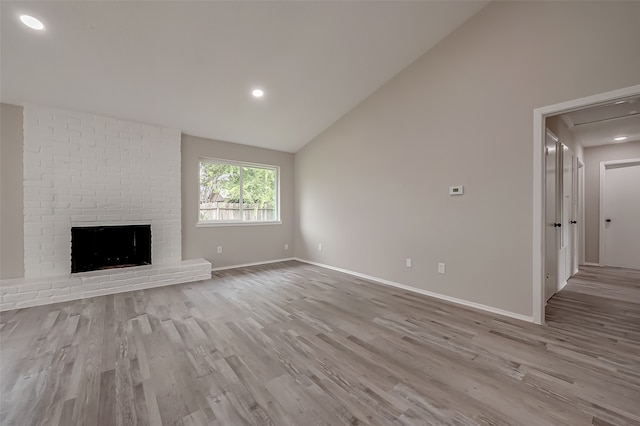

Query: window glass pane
left=199, top=162, right=241, bottom=221
left=241, top=166, right=277, bottom=221
left=199, top=160, right=278, bottom=223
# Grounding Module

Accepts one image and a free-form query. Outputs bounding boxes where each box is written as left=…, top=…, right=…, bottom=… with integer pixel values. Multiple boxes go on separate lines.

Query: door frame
left=578, top=159, right=585, bottom=267
left=532, top=83, right=640, bottom=325
left=544, top=129, right=560, bottom=303
left=599, top=158, right=640, bottom=265
left=559, top=143, right=576, bottom=292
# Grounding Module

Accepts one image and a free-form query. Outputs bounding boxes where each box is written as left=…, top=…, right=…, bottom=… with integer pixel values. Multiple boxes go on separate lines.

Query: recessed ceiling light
left=252, top=89, right=264, bottom=98
left=614, top=136, right=627, bottom=141
left=20, top=15, right=45, bottom=30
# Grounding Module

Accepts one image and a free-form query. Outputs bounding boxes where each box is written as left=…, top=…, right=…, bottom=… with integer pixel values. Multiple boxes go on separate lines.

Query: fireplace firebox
left=71, top=225, right=151, bottom=273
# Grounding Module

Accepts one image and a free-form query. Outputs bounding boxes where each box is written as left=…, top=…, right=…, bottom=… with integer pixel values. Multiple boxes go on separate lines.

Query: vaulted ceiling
left=1, top=1, right=488, bottom=152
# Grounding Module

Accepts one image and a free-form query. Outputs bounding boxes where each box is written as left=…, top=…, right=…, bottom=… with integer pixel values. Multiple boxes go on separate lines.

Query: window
left=199, top=159, right=279, bottom=224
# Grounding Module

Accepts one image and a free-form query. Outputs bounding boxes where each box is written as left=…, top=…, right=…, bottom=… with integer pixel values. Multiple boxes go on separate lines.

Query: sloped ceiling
left=1, top=1, right=488, bottom=152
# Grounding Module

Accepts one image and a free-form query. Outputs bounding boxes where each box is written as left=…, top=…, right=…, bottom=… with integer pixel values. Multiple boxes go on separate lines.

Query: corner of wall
left=0, top=103, right=25, bottom=279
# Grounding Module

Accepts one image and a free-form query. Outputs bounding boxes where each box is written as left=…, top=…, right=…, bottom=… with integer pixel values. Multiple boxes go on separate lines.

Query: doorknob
left=570, top=220, right=577, bottom=224
left=605, top=219, right=612, bottom=223
left=554, top=223, right=562, bottom=227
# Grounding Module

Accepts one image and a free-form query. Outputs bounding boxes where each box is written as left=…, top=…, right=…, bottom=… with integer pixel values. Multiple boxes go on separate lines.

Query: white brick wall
left=22, top=105, right=182, bottom=277
left=0, top=105, right=212, bottom=311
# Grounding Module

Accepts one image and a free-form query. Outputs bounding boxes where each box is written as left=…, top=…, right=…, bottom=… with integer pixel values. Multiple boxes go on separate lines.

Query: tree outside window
left=199, top=160, right=278, bottom=223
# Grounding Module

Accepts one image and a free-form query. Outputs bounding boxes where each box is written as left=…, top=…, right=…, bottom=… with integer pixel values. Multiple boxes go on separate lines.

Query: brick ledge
left=0, top=258, right=212, bottom=311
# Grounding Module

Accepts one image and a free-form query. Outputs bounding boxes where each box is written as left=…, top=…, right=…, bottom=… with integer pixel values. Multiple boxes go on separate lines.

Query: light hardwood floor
left=1, top=261, right=639, bottom=425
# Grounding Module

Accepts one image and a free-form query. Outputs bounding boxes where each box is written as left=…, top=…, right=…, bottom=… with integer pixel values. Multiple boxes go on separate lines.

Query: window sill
left=196, top=221, right=282, bottom=228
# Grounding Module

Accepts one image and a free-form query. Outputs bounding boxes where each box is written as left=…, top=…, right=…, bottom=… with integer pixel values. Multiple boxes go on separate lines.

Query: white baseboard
left=293, top=258, right=534, bottom=323
left=582, top=262, right=601, bottom=267
left=211, top=258, right=295, bottom=272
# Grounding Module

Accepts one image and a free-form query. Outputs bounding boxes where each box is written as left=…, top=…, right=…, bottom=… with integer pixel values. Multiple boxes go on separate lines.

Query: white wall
left=0, top=103, right=24, bottom=279
left=294, top=1, right=640, bottom=318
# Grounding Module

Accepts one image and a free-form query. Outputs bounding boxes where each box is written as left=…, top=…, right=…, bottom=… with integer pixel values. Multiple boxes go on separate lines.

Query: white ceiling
left=560, top=97, right=640, bottom=148
left=1, top=1, right=488, bottom=153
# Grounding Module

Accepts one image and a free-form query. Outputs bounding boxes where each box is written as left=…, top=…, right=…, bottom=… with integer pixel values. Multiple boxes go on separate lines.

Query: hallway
left=547, top=265, right=640, bottom=325
left=545, top=266, right=640, bottom=393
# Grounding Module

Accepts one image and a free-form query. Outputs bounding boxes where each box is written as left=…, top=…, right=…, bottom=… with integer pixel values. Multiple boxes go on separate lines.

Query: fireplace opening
left=71, top=225, right=151, bottom=273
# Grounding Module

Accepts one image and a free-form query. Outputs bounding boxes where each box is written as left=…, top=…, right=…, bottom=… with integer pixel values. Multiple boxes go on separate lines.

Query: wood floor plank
left=1, top=261, right=639, bottom=425
left=97, top=369, right=116, bottom=426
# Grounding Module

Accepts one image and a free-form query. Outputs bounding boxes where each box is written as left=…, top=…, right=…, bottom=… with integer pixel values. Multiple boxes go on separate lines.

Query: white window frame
left=197, top=158, right=281, bottom=227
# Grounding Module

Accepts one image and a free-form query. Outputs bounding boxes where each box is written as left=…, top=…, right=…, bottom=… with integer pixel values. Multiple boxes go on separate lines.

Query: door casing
left=544, top=130, right=560, bottom=302
left=560, top=144, right=576, bottom=291
left=599, top=159, right=640, bottom=268
left=532, top=84, right=640, bottom=325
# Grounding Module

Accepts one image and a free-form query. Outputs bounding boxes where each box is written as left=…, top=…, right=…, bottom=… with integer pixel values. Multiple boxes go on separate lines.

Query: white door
left=602, top=161, right=640, bottom=269
left=545, top=130, right=560, bottom=302
left=576, top=160, right=584, bottom=272
left=558, top=144, right=575, bottom=290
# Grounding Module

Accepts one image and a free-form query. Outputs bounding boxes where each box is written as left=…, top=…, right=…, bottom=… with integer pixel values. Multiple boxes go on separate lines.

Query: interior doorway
left=544, top=130, right=560, bottom=302
left=600, top=159, right=640, bottom=269
left=560, top=143, right=576, bottom=289
left=533, top=84, right=640, bottom=325
left=577, top=159, right=585, bottom=268
left=544, top=132, right=579, bottom=303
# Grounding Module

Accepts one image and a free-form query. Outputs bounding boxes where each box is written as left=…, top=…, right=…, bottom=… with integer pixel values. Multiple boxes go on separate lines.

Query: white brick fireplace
left=0, top=105, right=210, bottom=311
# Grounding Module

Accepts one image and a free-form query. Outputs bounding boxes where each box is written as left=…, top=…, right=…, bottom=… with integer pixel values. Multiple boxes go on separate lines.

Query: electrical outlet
left=406, top=258, right=412, bottom=268
left=284, top=243, right=289, bottom=250
left=217, top=246, right=223, bottom=254
left=438, top=262, right=445, bottom=274
left=318, top=243, right=323, bottom=252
